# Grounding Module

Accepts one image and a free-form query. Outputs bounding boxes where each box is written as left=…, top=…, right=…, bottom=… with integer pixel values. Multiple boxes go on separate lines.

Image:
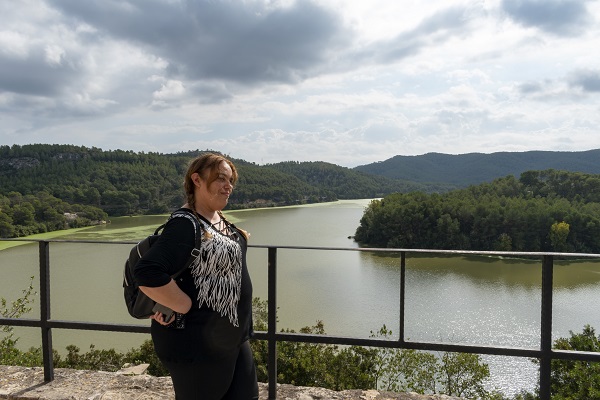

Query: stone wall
left=0, top=365, right=463, bottom=400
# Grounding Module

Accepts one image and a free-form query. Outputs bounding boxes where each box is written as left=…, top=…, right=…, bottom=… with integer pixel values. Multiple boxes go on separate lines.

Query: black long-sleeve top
left=134, top=209, right=253, bottom=362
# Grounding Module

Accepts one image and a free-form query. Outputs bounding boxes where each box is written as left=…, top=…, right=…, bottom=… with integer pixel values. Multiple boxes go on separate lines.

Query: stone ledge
left=0, top=365, right=462, bottom=400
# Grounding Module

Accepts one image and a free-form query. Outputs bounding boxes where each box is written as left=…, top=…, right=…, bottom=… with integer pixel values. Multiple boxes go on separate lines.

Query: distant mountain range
left=354, top=149, right=600, bottom=188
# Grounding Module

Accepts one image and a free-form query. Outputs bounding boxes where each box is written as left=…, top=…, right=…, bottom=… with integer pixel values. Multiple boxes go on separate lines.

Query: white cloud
left=0, top=0, right=599, bottom=167
left=151, top=79, right=186, bottom=108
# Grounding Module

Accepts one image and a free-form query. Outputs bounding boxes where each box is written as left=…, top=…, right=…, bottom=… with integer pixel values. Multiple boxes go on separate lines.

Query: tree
left=328, top=345, right=377, bottom=390
left=550, top=221, right=570, bottom=252
left=275, top=322, right=338, bottom=388
left=438, top=352, right=490, bottom=398
left=369, top=325, right=492, bottom=397
left=495, top=233, right=513, bottom=251
left=0, top=212, right=14, bottom=237
left=11, top=203, right=35, bottom=226
left=549, top=325, right=600, bottom=399
left=517, top=325, right=600, bottom=399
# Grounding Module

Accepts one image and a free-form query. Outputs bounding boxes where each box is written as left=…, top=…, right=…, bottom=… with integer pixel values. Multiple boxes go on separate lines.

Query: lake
left=2, top=199, right=600, bottom=396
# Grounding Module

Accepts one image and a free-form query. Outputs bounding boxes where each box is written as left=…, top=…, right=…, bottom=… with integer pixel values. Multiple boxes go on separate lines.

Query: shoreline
left=0, top=199, right=374, bottom=250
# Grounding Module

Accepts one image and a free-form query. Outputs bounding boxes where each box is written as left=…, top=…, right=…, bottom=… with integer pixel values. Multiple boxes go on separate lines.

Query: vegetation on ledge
left=4, top=284, right=600, bottom=399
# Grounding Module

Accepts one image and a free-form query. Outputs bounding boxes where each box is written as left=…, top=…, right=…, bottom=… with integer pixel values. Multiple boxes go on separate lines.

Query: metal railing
left=2, top=238, right=600, bottom=399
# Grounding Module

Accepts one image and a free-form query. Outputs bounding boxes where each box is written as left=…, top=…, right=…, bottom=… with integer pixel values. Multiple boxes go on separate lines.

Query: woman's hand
left=151, top=311, right=176, bottom=326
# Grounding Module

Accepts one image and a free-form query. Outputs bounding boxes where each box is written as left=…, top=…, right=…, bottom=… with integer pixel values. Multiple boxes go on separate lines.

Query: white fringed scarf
left=189, top=219, right=242, bottom=327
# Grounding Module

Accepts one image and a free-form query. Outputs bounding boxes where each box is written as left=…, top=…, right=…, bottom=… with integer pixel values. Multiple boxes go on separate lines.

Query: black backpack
left=123, top=210, right=202, bottom=319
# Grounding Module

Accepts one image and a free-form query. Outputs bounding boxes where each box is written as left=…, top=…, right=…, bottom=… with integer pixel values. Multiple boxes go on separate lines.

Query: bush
left=0, top=276, right=37, bottom=366
left=250, top=301, right=494, bottom=397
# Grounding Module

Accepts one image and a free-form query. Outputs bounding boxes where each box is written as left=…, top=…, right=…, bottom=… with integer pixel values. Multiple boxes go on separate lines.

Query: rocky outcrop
left=0, top=157, right=40, bottom=170
left=0, top=365, right=463, bottom=400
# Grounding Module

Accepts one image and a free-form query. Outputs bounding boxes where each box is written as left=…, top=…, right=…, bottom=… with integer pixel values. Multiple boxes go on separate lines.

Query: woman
left=134, top=153, right=258, bottom=399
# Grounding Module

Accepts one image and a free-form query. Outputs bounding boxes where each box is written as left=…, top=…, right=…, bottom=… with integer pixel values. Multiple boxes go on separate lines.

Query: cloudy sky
left=1, top=0, right=599, bottom=167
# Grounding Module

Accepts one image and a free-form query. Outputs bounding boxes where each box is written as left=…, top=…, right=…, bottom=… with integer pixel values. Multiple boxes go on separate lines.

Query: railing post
left=399, top=251, right=406, bottom=344
left=39, top=241, right=54, bottom=382
left=539, top=255, right=553, bottom=400
left=267, top=247, right=277, bottom=400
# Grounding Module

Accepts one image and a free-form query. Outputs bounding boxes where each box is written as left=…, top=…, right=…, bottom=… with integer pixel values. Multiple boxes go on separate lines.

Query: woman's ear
left=191, top=173, right=202, bottom=188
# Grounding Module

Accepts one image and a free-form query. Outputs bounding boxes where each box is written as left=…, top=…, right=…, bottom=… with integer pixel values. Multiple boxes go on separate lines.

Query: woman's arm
left=139, top=280, right=192, bottom=314
left=134, top=216, right=197, bottom=317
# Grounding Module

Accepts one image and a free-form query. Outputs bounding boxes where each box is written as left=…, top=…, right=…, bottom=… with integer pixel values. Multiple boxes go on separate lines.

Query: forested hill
left=0, top=144, right=424, bottom=222
left=354, top=149, right=600, bottom=187
left=264, top=161, right=439, bottom=199
left=355, top=169, right=600, bottom=253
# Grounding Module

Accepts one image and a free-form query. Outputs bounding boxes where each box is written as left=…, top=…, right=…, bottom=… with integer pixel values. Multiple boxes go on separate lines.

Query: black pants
left=161, top=340, right=258, bottom=400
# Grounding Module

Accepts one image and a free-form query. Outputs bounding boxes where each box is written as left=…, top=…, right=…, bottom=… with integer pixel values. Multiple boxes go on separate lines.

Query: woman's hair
left=183, top=153, right=248, bottom=240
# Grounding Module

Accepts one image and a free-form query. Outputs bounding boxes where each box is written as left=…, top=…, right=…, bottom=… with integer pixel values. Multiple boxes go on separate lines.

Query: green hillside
left=0, top=144, right=416, bottom=220
left=265, top=161, right=433, bottom=199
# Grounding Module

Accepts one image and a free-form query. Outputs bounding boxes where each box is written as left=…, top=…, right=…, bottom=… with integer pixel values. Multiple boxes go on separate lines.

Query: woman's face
left=194, top=161, right=234, bottom=212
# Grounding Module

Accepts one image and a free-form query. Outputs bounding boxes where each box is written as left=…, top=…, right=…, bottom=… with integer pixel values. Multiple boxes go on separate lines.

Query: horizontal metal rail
left=1, top=237, right=600, bottom=399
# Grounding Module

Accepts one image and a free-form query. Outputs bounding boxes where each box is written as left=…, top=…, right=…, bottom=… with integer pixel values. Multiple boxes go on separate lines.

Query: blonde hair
left=183, top=153, right=248, bottom=240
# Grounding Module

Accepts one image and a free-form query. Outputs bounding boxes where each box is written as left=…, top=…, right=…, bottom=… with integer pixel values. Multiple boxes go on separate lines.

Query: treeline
left=0, top=144, right=186, bottom=217
left=0, top=191, right=108, bottom=238
left=355, top=169, right=600, bottom=253
left=0, top=144, right=422, bottom=218
left=228, top=160, right=338, bottom=206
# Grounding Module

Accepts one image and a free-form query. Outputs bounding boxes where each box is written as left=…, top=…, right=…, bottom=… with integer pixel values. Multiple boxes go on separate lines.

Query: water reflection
left=363, top=251, right=600, bottom=289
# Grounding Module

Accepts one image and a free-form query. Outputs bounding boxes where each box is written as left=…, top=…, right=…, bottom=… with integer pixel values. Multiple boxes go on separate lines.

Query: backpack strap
left=168, top=209, right=203, bottom=278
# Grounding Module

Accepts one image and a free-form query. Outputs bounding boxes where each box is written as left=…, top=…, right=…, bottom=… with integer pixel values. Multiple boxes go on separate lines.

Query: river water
left=2, top=199, right=600, bottom=397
